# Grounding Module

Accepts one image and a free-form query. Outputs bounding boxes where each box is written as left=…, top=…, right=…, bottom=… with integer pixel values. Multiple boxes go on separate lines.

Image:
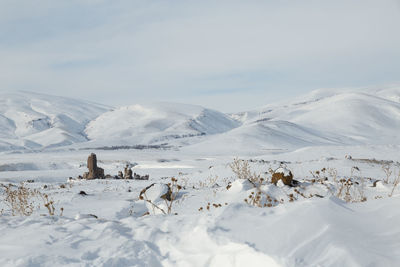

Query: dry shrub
left=382, top=164, right=392, bottom=184
left=1, top=183, right=36, bottom=216
left=41, top=194, right=56, bottom=216
left=244, top=191, right=280, bottom=208
left=197, top=176, right=219, bottom=189
left=229, top=158, right=252, bottom=180
left=139, top=178, right=182, bottom=215
left=1, top=183, right=63, bottom=216
left=310, top=167, right=366, bottom=203
left=229, top=159, right=289, bottom=208
left=334, top=166, right=366, bottom=202
left=389, top=171, right=400, bottom=197
left=198, top=202, right=227, bottom=211
left=379, top=165, right=400, bottom=197
left=229, top=158, right=272, bottom=185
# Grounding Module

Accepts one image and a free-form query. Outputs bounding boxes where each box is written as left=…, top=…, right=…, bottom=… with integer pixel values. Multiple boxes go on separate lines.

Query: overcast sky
left=1, top=0, right=400, bottom=112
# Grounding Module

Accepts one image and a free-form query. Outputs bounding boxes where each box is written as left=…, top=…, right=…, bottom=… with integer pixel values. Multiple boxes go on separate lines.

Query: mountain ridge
left=1, top=86, right=400, bottom=152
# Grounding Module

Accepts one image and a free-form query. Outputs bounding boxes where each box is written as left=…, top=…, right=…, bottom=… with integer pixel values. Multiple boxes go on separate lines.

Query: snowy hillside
left=2, top=87, right=400, bottom=153
left=0, top=91, right=110, bottom=151
left=85, top=102, right=240, bottom=146
left=181, top=86, right=400, bottom=154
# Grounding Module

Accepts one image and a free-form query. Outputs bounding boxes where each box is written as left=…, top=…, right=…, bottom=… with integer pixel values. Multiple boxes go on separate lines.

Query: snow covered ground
left=1, top=87, right=400, bottom=266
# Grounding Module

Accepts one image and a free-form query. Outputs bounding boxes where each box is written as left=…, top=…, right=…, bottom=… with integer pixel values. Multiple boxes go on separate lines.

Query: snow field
left=1, top=145, right=400, bottom=266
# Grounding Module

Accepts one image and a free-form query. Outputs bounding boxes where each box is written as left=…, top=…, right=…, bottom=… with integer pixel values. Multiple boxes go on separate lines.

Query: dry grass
left=1, top=182, right=63, bottom=216
left=229, top=158, right=287, bottom=208
left=309, top=166, right=367, bottom=202
left=389, top=171, right=400, bottom=197
left=229, top=158, right=252, bottom=180
left=139, top=178, right=182, bottom=215
left=382, top=164, right=393, bottom=184
left=1, top=183, right=37, bottom=216
left=196, top=176, right=219, bottom=189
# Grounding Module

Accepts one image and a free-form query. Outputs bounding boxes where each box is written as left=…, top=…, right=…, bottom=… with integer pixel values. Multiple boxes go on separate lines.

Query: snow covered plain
left=1, top=87, right=400, bottom=266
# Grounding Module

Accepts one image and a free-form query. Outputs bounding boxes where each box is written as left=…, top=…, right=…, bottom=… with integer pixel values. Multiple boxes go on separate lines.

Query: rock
left=160, top=185, right=172, bottom=201
left=84, top=153, right=105, bottom=179
left=124, top=165, right=133, bottom=179
left=272, top=167, right=293, bottom=186
left=75, top=213, right=98, bottom=220
left=134, top=173, right=149, bottom=180
left=373, top=180, right=383, bottom=188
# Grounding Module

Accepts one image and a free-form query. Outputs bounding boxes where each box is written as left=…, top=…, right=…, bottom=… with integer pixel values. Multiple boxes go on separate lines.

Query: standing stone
left=124, top=165, right=133, bottom=179
left=87, top=153, right=97, bottom=179
left=84, top=153, right=104, bottom=179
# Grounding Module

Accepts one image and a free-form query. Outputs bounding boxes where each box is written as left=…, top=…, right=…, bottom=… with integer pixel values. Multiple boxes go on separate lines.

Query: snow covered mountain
left=85, top=102, right=240, bottom=146
left=182, top=86, right=400, bottom=154
left=0, top=91, right=110, bottom=151
left=2, top=86, right=400, bottom=152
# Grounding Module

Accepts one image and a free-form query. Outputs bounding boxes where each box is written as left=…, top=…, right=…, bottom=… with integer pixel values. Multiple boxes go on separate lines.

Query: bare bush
left=197, top=176, right=219, bottom=189
left=1, top=183, right=63, bottom=216
left=139, top=178, right=182, bottom=215
left=389, top=171, right=400, bottom=197
left=229, top=159, right=294, bottom=208
left=1, top=183, right=37, bottom=216
left=229, top=158, right=252, bottom=180
left=382, top=164, right=392, bottom=184
left=329, top=166, right=366, bottom=203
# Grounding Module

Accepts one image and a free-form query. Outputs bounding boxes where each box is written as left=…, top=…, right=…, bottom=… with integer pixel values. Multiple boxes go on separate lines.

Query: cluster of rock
left=78, top=153, right=149, bottom=180
left=115, top=165, right=149, bottom=180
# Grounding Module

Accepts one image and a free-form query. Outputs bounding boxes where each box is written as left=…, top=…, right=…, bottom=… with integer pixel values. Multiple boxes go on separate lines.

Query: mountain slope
left=2, top=86, right=400, bottom=153
left=85, top=102, right=241, bottom=146
left=184, top=86, right=400, bottom=154
left=0, top=91, right=110, bottom=150
left=257, top=86, right=400, bottom=145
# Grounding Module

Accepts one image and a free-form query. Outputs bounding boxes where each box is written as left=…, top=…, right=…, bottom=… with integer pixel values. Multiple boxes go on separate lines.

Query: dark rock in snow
left=83, top=153, right=104, bottom=179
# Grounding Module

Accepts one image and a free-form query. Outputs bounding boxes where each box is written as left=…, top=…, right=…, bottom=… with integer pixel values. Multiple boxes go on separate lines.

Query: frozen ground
left=1, top=87, right=400, bottom=266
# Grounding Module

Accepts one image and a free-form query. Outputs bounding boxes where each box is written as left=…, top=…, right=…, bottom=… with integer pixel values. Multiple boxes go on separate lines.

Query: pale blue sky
left=1, top=0, right=400, bottom=112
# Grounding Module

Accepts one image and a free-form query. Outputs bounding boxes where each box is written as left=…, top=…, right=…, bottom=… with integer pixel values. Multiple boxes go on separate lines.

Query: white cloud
left=0, top=0, right=399, bottom=111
